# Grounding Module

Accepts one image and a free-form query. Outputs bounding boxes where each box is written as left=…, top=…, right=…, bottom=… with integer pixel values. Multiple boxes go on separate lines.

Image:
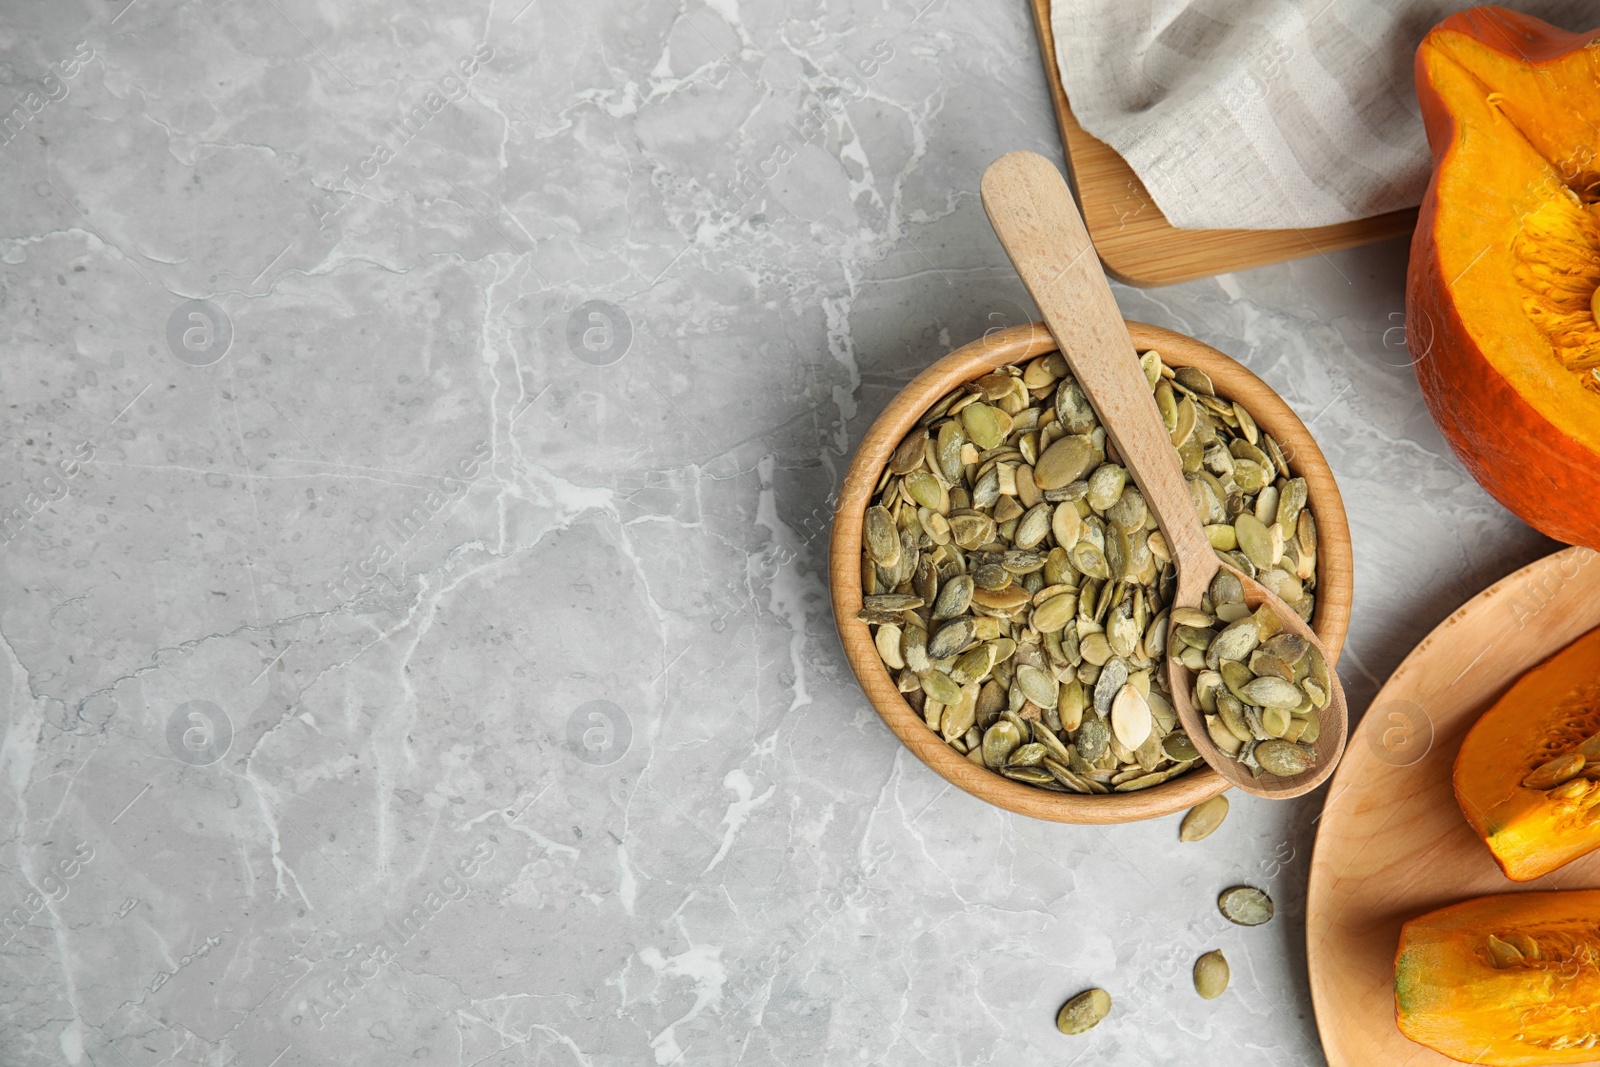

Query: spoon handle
left=979, top=152, right=1213, bottom=575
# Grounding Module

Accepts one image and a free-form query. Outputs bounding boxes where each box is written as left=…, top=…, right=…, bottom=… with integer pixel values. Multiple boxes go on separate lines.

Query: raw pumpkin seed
left=1179, top=795, right=1229, bottom=842
left=1016, top=664, right=1060, bottom=709
left=1163, top=731, right=1200, bottom=762
left=932, top=575, right=974, bottom=620
left=864, top=593, right=923, bottom=612
left=1193, top=950, right=1230, bottom=999
left=1110, top=685, right=1152, bottom=750
left=961, top=402, right=1007, bottom=450
left=982, top=720, right=1023, bottom=768
left=904, top=470, right=943, bottom=511
left=927, top=619, right=976, bottom=659
left=1055, top=988, right=1111, bottom=1035
left=1218, top=885, right=1274, bottom=926
left=1015, top=504, right=1053, bottom=549
left=875, top=624, right=905, bottom=670
left=1242, top=676, right=1303, bottom=709
left=865, top=506, right=900, bottom=567
left=1031, top=593, right=1076, bottom=633
left=1485, top=933, right=1524, bottom=968
left=1254, top=739, right=1316, bottom=776
left=1523, top=752, right=1585, bottom=790
left=1035, top=435, right=1098, bottom=490
left=1076, top=714, right=1111, bottom=761
left=1003, top=765, right=1054, bottom=785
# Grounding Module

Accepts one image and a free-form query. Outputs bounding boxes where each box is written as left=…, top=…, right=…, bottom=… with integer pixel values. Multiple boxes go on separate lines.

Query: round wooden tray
left=1307, top=545, right=1600, bottom=1065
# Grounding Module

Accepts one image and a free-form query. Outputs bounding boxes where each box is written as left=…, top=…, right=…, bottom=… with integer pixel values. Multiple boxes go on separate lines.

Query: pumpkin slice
left=1455, top=626, right=1600, bottom=882
left=1409, top=8, right=1600, bottom=549
left=1396, top=890, right=1600, bottom=1065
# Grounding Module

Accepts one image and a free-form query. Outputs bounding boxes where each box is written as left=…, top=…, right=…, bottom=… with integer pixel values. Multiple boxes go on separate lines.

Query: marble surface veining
left=0, top=0, right=1558, bottom=1064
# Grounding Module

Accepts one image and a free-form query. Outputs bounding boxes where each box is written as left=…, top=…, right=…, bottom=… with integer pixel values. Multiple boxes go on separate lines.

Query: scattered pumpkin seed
left=1055, top=988, right=1112, bottom=1035
left=1218, top=885, right=1274, bottom=926
left=1193, top=950, right=1230, bottom=999
left=1179, top=795, right=1229, bottom=842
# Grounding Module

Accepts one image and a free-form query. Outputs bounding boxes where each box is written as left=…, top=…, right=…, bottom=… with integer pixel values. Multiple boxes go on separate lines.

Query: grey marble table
left=0, top=1, right=1557, bottom=1064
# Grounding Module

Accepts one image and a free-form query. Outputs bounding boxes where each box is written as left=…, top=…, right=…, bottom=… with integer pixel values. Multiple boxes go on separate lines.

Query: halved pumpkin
left=1396, top=890, right=1600, bottom=1064
left=1455, top=626, right=1600, bottom=882
left=1409, top=7, right=1600, bottom=549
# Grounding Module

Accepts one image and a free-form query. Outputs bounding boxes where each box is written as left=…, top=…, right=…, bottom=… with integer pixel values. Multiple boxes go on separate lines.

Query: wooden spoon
left=978, top=150, right=1347, bottom=800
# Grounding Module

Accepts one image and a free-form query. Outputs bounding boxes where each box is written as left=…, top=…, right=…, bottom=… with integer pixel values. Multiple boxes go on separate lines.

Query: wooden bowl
left=829, top=321, right=1354, bottom=824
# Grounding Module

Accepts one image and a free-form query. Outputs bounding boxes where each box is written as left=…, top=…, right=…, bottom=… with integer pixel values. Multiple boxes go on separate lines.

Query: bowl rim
left=828, top=320, right=1354, bottom=825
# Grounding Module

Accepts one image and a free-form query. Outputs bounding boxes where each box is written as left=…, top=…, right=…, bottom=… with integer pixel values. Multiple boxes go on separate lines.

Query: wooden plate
left=1307, top=545, right=1600, bottom=1065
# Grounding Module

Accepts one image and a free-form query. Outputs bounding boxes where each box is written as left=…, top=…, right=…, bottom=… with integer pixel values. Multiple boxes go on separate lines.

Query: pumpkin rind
left=1454, top=627, right=1600, bottom=882
left=1396, top=890, right=1600, bottom=1065
left=1408, top=6, right=1600, bottom=550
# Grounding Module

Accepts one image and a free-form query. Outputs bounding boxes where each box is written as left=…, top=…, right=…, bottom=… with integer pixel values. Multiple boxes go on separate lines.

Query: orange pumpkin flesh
left=1396, top=890, right=1600, bottom=1065
left=1409, top=7, right=1600, bottom=549
left=1454, top=627, right=1600, bottom=882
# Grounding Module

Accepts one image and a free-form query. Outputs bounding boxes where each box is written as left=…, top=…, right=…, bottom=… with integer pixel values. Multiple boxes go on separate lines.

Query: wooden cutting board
left=1306, top=546, right=1600, bottom=1066
left=1028, top=0, right=1418, bottom=287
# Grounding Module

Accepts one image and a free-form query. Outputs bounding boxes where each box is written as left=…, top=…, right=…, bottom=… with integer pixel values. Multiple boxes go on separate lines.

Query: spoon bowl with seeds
left=978, top=151, right=1348, bottom=799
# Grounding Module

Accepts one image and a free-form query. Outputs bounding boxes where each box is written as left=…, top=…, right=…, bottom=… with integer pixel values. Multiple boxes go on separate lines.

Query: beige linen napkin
left=1051, top=0, right=1593, bottom=230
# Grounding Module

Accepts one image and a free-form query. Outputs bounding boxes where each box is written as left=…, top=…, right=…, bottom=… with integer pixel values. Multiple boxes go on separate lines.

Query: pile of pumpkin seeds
left=857, top=349, right=1319, bottom=793
left=1176, top=573, right=1331, bottom=778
